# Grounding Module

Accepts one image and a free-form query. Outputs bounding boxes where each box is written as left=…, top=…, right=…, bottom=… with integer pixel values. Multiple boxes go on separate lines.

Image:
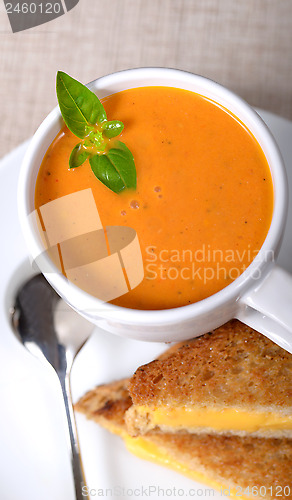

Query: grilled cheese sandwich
left=75, top=379, right=292, bottom=500
left=126, top=320, right=292, bottom=438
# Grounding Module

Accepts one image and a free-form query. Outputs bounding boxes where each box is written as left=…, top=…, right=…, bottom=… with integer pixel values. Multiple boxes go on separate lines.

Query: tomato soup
left=35, top=87, right=273, bottom=310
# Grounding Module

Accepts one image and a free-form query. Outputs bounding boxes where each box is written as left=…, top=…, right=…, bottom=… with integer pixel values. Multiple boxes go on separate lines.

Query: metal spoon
left=10, top=274, right=94, bottom=499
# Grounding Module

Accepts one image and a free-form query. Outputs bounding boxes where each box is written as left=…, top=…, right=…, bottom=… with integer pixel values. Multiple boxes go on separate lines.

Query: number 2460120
left=5, top=3, right=62, bottom=15
left=235, top=486, right=291, bottom=497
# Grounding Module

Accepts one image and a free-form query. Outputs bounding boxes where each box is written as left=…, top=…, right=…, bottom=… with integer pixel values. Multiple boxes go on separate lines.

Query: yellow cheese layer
left=124, top=435, right=248, bottom=500
left=101, top=418, right=248, bottom=498
left=136, top=406, right=292, bottom=432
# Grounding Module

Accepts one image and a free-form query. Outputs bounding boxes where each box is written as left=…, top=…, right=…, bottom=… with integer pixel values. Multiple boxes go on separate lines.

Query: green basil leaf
left=89, top=142, right=136, bottom=193
left=89, top=154, right=125, bottom=193
left=102, top=120, right=124, bottom=139
left=107, top=141, right=136, bottom=189
left=69, top=143, right=90, bottom=168
left=56, top=71, right=107, bottom=139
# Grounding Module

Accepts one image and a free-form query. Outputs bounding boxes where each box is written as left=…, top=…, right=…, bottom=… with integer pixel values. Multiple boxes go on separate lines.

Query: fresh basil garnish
left=89, top=141, right=136, bottom=193
left=56, top=71, right=107, bottom=138
left=56, top=71, right=136, bottom=194
left=101, top=120, right=124, bottom=138
left=69, top=143, right=90, bottom=169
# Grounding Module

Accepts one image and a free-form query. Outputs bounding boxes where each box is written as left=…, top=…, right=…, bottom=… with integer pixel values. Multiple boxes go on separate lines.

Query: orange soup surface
left=35, top=86, right=273, bottom=310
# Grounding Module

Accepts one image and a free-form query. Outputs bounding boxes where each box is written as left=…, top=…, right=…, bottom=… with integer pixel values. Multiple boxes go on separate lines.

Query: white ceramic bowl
left=18, top=68, right=292, bottom=351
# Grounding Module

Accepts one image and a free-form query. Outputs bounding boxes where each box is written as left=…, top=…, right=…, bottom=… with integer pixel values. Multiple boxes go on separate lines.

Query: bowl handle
left=237, top=266, right=292, bottom=353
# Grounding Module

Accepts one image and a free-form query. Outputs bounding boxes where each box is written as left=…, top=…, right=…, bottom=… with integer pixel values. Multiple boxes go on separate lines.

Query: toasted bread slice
left=76, top=380, right=292, bottom=499
left=75, top=378, right=132, bottom=437
left=126, top=320, right=292, bottom=438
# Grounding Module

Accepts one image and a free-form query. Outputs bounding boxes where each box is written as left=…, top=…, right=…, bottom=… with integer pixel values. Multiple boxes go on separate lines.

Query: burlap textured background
left=0, top=0, right=291, bottom=158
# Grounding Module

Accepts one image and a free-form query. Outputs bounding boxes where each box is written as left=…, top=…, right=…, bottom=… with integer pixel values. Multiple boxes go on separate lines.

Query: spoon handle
left=58, top=370, right=87, bottom=500
left=12, top=274, right=89, bottom=498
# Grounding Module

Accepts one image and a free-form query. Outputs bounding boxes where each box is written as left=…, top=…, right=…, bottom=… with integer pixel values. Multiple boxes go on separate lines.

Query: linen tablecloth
left=0, top=0, right=291, bottom=158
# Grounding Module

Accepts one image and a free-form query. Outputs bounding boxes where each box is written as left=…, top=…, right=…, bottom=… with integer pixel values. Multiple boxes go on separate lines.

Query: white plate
left=0, top=110, right=291, bottom=500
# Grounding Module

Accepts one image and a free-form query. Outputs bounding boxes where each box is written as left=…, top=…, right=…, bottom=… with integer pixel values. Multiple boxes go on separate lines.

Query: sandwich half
left=75, top=379, right=292, bottom=499
left=126, top=320, right=292, bottom=438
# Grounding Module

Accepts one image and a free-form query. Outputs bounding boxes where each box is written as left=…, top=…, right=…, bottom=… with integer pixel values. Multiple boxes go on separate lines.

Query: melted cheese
left=136, top=406, right=292, bottom=432
left=124, top=435, right=248, bottom=499
left=102, top=418, right=249, bottom=498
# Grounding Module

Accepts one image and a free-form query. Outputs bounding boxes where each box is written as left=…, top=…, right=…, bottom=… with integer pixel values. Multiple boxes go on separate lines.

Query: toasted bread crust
left=75, top=379, right=132, bottom=431
left=128, top=320, right=292, bottom=411
left=76, top=380, right=292, bottom=498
